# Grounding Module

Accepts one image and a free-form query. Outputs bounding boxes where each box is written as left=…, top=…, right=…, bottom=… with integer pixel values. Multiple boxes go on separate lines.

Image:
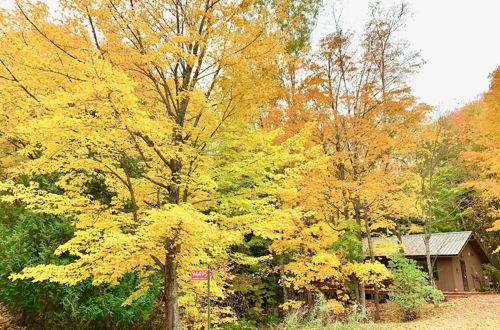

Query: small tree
left=413, top=119, right=461, bottom=288
left=388, top=253, right=444, bottom=321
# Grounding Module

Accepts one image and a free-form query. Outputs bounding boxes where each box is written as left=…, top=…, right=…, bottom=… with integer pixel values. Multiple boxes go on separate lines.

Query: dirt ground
left=0, top=303, right=24, bottom=330
left=372, top=294, right=500, bottom=330
left=1, top=294, right=500, bottom=329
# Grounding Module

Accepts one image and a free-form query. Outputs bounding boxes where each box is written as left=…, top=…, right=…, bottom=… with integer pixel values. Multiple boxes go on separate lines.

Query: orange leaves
left=447, top=68, right=500, bottom=255
left=454, top=68, right=500, bottom=221
left=265, top=3, right=429, bottom=311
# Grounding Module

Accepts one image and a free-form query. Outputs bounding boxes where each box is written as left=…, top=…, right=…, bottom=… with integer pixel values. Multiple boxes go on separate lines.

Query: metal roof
left=364, top=231, right=473, bottom=257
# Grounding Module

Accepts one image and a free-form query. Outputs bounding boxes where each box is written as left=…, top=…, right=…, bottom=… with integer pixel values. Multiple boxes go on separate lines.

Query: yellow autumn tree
left=411, top=118, right=461, bottom=288
left=0, top=0, right=303, bottom=328
left=280, top=2, right=429, bottom=319
left=453, top=68, right=500, bottom=252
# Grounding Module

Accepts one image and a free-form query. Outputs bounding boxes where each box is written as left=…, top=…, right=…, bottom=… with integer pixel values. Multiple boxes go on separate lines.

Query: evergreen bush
left=388, top=253, right=444, bottom=321
left=0, top=204, right=159, bottom=329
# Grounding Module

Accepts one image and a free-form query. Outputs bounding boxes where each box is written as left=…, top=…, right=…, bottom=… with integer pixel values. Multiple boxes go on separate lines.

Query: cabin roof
left=364, top=231, right=477, bottom=257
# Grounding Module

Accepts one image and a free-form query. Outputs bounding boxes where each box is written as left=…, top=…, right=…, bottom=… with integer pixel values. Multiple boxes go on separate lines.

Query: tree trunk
left=164, top=251, right=181, bottom=330
left=353, top=201, right=366, bottom=311
left=373, top=285, right=381, bottom=319
left=423, top=232, right=440, bottom=307
left=360, top=283, right=366, bottom=309
left=306, top=290, right=314, bottom=310
left=279, top=253, right=289, bottom=306
left=395, top=223, right=405, bottom=253
left=351, top=275, right=360, bottom=305
left=164, top=148, right=182, bottom=328
left=352, top=274, right=366, bottom=316
left=424, top=232, right=435, bottom=287
left=365, top=220, right=381, bottom=321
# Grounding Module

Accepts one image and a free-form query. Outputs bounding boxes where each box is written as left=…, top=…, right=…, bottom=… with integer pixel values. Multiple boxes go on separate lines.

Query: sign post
left=190, top=267, right=213, bottom=330
left=207, top=265, right=211, bottom=330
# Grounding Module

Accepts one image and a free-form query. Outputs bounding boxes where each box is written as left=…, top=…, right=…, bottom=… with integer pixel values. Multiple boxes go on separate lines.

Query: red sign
left=191, top=269, right=213, bottom=281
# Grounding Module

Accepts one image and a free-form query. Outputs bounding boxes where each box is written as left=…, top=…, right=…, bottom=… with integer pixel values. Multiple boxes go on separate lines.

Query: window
left=416, top=260, right=439, bottom=280
left=434, top=264, right=439, bottom=280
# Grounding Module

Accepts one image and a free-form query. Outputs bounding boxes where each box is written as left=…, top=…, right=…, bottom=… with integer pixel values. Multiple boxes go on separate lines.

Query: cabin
left=365, top=231, right=491, bottom=292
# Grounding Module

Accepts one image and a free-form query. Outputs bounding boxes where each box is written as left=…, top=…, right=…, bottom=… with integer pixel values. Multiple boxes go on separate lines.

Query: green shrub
left=223, top=320, right=258, bottom=329
left=483, top=264, right=500, bottom=291
left=476, top=287, right=490, bottom=292
left=388, top=253, right=444, bottom=321
left=229, top=235, right=282, bottom=322
left=0, top=205, right=160, bottom=329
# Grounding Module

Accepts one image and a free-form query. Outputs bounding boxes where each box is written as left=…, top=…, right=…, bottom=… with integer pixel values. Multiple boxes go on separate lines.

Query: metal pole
left=207, top=265, right=211, bottom=330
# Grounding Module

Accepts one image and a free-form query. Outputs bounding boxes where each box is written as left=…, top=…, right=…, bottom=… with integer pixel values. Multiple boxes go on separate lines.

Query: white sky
left=2, top=0, right=499, bottom=113
left=312, top=0, right=500, bottom=114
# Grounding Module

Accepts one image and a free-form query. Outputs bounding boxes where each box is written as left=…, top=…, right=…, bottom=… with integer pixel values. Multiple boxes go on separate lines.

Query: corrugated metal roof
left=363, top=231, right=473, bottom=257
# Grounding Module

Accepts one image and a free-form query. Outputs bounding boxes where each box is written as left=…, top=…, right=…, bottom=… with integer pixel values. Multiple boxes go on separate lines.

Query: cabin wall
left=435, top=257, right=456, bottom=291
left=414, top=257, right=462, bottom=292
left=434, top=256, right=466, bottom=291
left=451, top=256, right=465, bottom=291
left=460, top=243, right=487, bottom=290
left=435, top=245, right=487, bottom=292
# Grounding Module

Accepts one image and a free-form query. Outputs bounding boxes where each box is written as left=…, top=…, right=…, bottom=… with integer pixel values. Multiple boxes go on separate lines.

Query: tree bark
left=164, top=124, right=183, bottom=327
left=359, top=283, right=366, bottom=310
left=353, top=201, right=366, bottom=311
left=395, top=223, right=405, bottom=253
left=306, top=290, right=314, bottom=310
left=351, top=275, right=360, bottom=305
left=423, top=231, right=440, bottom=307
left=279, top=253, right=289, bottom=306
left=164, top=251, right=181, bottom=330
left=424, top=232, right=435, bottom=287
left=365, top=219, right=381, bottom=321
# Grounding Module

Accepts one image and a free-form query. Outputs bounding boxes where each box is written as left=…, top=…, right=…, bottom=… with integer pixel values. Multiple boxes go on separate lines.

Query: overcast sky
left=313, top=0, right=500, bottom=114
left=2, top=0, right=499, bottom=114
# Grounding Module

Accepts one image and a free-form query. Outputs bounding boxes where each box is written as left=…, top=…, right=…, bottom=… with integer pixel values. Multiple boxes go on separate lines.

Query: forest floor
left=1, top=294, right=499, bottom=329
left=0, top=303, right=24, bottom=330
left=370, top=294, right=500, bottom=329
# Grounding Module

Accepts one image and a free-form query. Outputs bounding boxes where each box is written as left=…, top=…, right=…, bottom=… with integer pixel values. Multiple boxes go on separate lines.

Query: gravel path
left=373, top=294, right=500, bottom=329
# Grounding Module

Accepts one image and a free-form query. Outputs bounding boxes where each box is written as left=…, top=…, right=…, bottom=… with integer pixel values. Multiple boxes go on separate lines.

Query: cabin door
left=460, top=258, right=469, bottom=291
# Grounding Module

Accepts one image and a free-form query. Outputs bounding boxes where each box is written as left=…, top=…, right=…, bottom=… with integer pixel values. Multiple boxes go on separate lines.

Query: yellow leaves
left=370, top=219, right=396, bottom=231
left=0, top=0, right=295, bottom=328
left=373, top=240, right=401, bottom=257
left=283, top=249, right=344, bottom=291
left=280, top=299, right=304, bottom=311
left=408, top=224, right=423, bottom=234
left=0, top=0, right=445, bottom=327
left=3, top=191, right=241, bottom=303
left=0, top=180, right=96, bottom=216
left=312, top=252, right=340, bottom=267
left=287, top=7, right=430, bottom=252
left=169, top=34, right=191, bottom=43
left=488, top=216, right=500, bottom=250
left=309, top=252, right=342, bottom=280
left=345, top=261, right=392, bottom=286
left=489, top=219, right=500, bottom=232
left=327, top=299, right=345, bottom=314
left=10, top=262, right=88, bottom=286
